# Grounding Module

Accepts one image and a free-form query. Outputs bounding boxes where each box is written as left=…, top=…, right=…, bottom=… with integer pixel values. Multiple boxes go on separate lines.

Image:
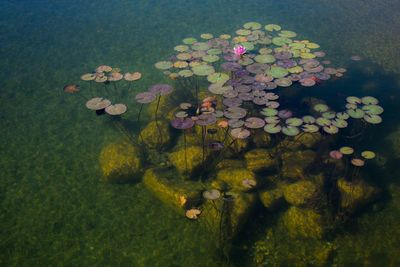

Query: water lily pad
left=135, top=92, right=156, bottom=104
left=299, top=78, right=316, bottom=87
left=224, top=107, right=247, bottom=119
left=346, top=96, right=362, bottom=104
left=155, top=61, right=173, bottom=70
left=81, top=73, right=96, bottom=81
left=183, top=37, right=197, bottom=45
left=322, top=111, right=336, bottom=119
left=339, top=146, right=354, bottom=155
left=272, top=37, right=292, bottom=46
left=207, top=48, right=222, bottom=55
left=347, top=108, right=365, bottom=119
left=288, top=66, right=303, bottom=74
left=361, top=151, right=376, bottom=160
left=261, top=108, right=278, bottom=117
left=275, top=77, right=292, bottom=87
left=220, top=34, right=231, bottom=39
left=178, top=69, right=193, bottom=78
left=282, top=126, right=300, bottom=136
left=345, top=103, right=357, bottom=110
left=323, top=125, right=338, bottom=134
left=286, top=117, right=303, bottom=127
left=192, top=64, right=215, bottom=76
left=351, top=158, right=365, bottom=167
left=236, top=29, right=252, bottom=36
left=332, top=118, right=348, bottom=128
left=244, top=22, right=262, bottom=30
left=306, top=42, right=320, bottom=49
left=265, top=116, right=280, bottom=124
left=174, top=45, right=190, bottom=52
left=314, top=104, right=329, bottom=112
left=200, top=33, right=213, bottom=40
left=300, top=52, right=316, bottom=59
left=265, top=24, right=281, bottom=31
left=230, top=127, right=251, bottom=139
left=302, top=115, right=316, bottom=124
left=105, top=104, right=127, bottom=116
left=176, top=53, right=192, bottom=61
left=361, top=96, right=379, bottom=105
left=266, top=66, right=288, bottom=78
left=279, top=30, right=297, bottom=38
left=302, top=124, right=319, bottom=133
left=238, top=57, right=254, bottom=66
left=336, top=112, right=350, bottom=120
left=244, top=117, right=265, bottom=129
left=208, top=84, right=232, bottom=95
left=264, top=123, right=282, bottom=134
left=202, top=54, right=220, bottom=63
left=254, top=54, right=276, bottom=64
left=192, top=42, right=210, bottom=51
left=363, top=114, right=382, bottom=124
left=207, top=72, right=229, bottom=84
left=228, top=119, right=245, bottom=128
left=173, top=61, right=189, bottom=68
left=362, top=104, right=384, bottom=115
left=316, top=117, right=331, bottom=126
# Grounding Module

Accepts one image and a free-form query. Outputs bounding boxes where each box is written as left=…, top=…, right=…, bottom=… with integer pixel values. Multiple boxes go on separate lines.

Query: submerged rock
left=283, top=180, right=318, bottom=206
left=244, top=149, right=276, bottom=172
left=259, top=187, right=284, bottom=210
left=252, top=131, right=272, bottom=148
left=216, top=168, right=257, bottom=192
left=140, top=120, right=171, bottom=148
left=99, top=141, right=142, bottom=183
left=201, top=192, right=256, bottom=239
left=215, top=159, right=246, bottom=170
left=281, top=150, right=316, bottom=179
left=168, top=146, right=205, bottom=175
left=143, top=168, right=202, bottom=212
left=282, top=206, right=325, bottom=239
left=337, top=178, right=380, bottom=210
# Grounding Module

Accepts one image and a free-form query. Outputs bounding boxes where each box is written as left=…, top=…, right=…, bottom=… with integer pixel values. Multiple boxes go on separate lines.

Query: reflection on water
left=1, top=1, right=400, bottom=266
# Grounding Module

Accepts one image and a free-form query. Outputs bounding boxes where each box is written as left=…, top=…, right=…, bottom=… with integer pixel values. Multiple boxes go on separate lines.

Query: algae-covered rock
left=259, top=187, right=284, bottom=210
left=283, top=180, right=318, bottom=206
left=215, top=159, right=246, bottom=170
left=143, top=168, right=203, bottom=212
left=244, top=149, right=276, bottom=172
left=99, top=141, right=142, bottom=183
left=281, top=150, right=316, bottom=179
left=168, top=146, right=204, bottom=175
left=252, top=131, right=272, bottom=148
left=140, top=120, right=171, bottom=148
left=202, top=192, right=256, bottom=238
left=337, top=178, right=380, bottom=210
left=216, top=168, right=257, bottom=191
left=282, top=206, right=325, bottom=239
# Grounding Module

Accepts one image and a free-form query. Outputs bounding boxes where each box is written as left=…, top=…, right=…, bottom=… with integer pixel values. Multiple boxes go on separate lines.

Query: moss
left=140, top=120, right=171, bottom=148
left=215, top=159, right=246, bottom=170
left=244, top=148, right=275, bottom=172
left=283, top=180, right=318, bottom=206
left=337, top=178, right=380, bottom=210
left=281, top=150, right=316, bottom=179
left=142, top=168, right=203, bottom=212
left=201, top=192, right=256, bottom=239
left=252, top=131, right=272, bottom=148
left=99, top=141, right=142, bottom=183
left=259, top=187, right=284, bottom=210
left=168, top=146, right=205, bottom=175
left=147, top=94, right=174, bottom=117
left=282, top=206, right=325, bottom=239
left=216, top=168, right=257, bottom=192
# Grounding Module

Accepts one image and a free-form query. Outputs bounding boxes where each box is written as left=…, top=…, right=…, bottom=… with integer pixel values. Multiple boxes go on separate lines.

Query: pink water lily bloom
left=233, top=45, right=246, bottom=57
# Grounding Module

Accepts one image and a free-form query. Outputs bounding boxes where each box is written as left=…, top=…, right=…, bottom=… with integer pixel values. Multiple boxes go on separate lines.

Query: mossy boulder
left=282, top=206, right=325, bottom=239
left=216, top=168, right=257, bottom=192
left=244, top=149, right=276, bottom=172
left=168, top=146, right=205, bottom=175
left=216, top=159, right=246, bottom=170
left=283, top=180, right=318, bottom=206
left=201, top=192, right=256, bottom=238
left=337, top=178, right=380, bottom=210
left=252, top=131, right=272, bottom=148
left=259, top=187, right=284, bottom=210
left=99, top=141, right=142, bottom=183
left=140, top=120, right=171, bottom=148
left=281, top=150, right=316, bottom=179
left=143, top=168, right=203, bottom=212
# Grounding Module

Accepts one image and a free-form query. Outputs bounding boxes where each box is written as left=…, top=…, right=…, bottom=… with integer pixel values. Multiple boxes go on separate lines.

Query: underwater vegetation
left=64, top=21, right=386, bottom=265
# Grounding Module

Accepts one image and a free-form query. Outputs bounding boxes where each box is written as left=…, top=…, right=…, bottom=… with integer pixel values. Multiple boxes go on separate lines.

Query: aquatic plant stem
left=201, top=126, right=206, bottom=168
left=184, top=130, right=188, bottom=174
left=136, top=103, right=145, bottom=144
left=154, top=95, right=163, bottom=148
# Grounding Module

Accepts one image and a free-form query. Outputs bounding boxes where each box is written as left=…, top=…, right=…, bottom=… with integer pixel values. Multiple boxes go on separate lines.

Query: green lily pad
left=272, top=37, right=292, bottom=46
left=265, top=24, right=281, bottom=31
left=255, top=54, right=276, bottom=64
left=363, top=114, right=382, bottom=124
left=244, top=22, right=262, bottom=30
left=322, top=111, right=336, bottom=119
left=174, top=45, right=190, bottom=52
left=155, top=61, right=173, bottom=70
left=336, top=112, right=350, bottom=120
left=289, top=42, right=306, bottom=49
left=286, top=117, right=303, bottom=127
left=347, top=108, right=365, bottom=119
left=300, top=52, right=316, bottom=59
left=302, top=124, right=319, bottom=133
left=316, top=117, right=331, bottom=126
left=202, top=54, right=220, bottom=63
left=200, top=33, right=213, bottom=40
left=345, top=103, right=357, bottom=110
left=178, top=69, right=193, bottom=78
left=332, top=118, right=348, bottom=128
left=361, top=151, right=376, bottom=159
left=361, top=96, right=379, bottom=105
left=362, top=104, right=384, bottom=115
left=279, top=30, right=297, bottom=38
left=240, top=42, right=255, bottom=51
left=264, top=123, right=282, bottom=134
left=257, top=37, right=272, bottom=45
left=176, top=53, right=192, bottom=60
left=192, top=42, right=210, bottom=51
left=302, top=115, right=316, bottom=124
left=266, top=66, right=288, bottom=78
left=261, top=108, right=278, bottom=117
left=238, top=57, right=254, bottom=66
left=313, top=104, right=329, bottom=113
left=323, top=125, right=339, bottom=134
left=192, top=64, right=215, bottom=76
left=339, top=146, right=354, bottom=155
left=207, top=48, right=222, bottom=55
left=207, top=72, right=229, bottom=84
left=259, top=48, right=273, bottom=54
left=236, top=29, right=252, bottom=36
left=183, top=37, right=197, bottom=45
left=282, top=126, right=300, bottom=136
left=346, top=96, right=362, bottom=104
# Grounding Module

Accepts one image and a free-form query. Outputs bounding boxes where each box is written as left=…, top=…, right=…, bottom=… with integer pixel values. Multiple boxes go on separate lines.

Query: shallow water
left=1, top=1, right=400, bottom=266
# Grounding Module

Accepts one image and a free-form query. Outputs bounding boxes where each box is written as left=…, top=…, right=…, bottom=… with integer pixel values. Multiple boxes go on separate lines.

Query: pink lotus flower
left=233, top=45, right=246, bottom=57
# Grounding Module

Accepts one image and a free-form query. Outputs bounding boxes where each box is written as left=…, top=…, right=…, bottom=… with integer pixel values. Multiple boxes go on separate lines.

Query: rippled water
left=1, top=1, right=400, bottom=266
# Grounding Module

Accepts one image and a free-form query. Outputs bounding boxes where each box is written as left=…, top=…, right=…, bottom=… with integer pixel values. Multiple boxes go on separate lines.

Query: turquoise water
left=1, top=1, right=400, bottom=266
